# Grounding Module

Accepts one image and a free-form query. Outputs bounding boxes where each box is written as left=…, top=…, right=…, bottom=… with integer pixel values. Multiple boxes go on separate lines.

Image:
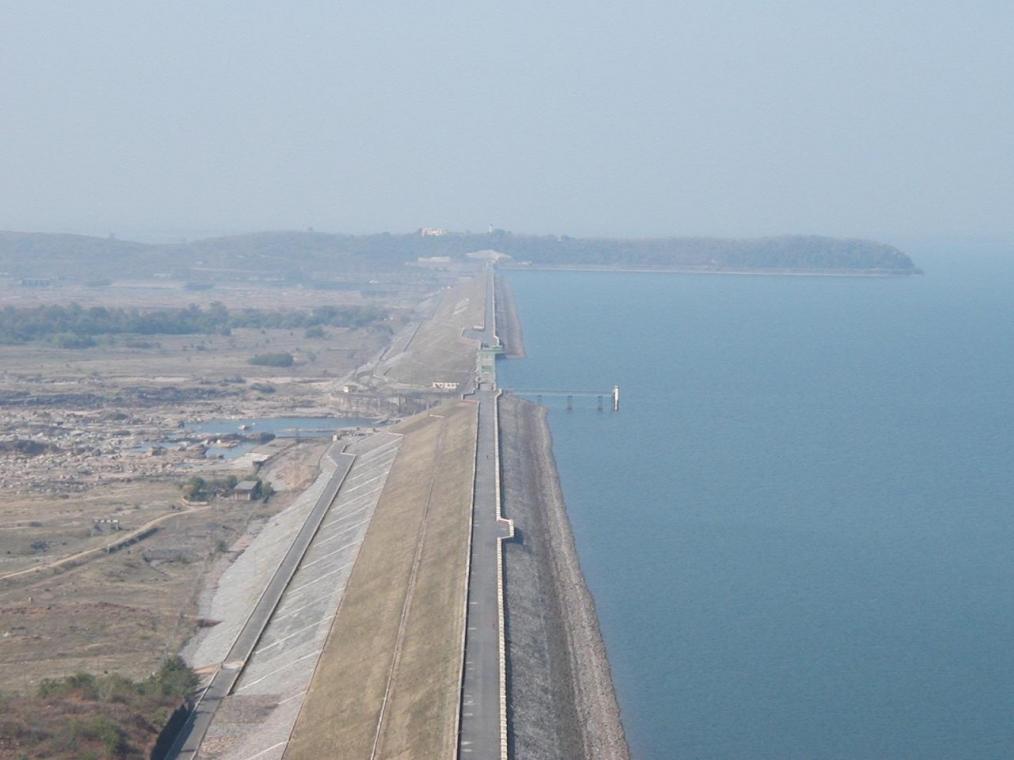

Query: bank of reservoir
left=499, top=247, right=1014, bottom=759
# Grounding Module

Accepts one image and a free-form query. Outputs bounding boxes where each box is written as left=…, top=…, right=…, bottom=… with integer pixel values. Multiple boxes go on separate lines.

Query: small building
left=233, top=480, right=261, bottom=501
left=432, top=381, right=460, bottom=391
left=93, top=518, right=121, bottom=534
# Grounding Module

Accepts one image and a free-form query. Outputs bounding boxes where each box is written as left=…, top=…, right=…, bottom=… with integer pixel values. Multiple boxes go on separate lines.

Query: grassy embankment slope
left=284, top=400, right=477, bottom=759
left=380, top=274, right=485, bottom=389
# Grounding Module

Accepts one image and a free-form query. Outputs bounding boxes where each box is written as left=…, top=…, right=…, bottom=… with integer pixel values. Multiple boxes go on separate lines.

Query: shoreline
left=494, top=273, right=527, bottom=357
left=497, top=266, right=629, bottom=759
left=503, top=263, right=921, bottom=277
left=500, top=397, right=629, bottom=759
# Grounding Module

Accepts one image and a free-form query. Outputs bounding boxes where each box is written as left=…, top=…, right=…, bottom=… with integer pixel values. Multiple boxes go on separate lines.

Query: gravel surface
left=494, top=274, right=526, bottom=358
left=500, top=396, right=629, bottom=760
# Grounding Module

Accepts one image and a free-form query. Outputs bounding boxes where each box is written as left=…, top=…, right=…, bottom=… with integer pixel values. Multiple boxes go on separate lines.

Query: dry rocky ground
left=0, top=268, right=505, bottom=759
left=0, top=282, right=407, bottom=701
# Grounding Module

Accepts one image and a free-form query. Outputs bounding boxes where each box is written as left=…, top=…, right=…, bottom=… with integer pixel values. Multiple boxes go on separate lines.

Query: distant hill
left=476, top=232, right=918, bottom=273
left=0, top=230, right=918, bottom=281
left=0, top=232, right=154, bottom=277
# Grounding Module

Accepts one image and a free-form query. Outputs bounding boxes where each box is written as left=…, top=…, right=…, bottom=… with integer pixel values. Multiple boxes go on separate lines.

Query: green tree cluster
left=37, top=656, right=197, bottom=702
left=181, top=475, right=240, bottom=501
left=0, top=302, right=387, bottom=345
left=248, top=352, right=294, bottom=367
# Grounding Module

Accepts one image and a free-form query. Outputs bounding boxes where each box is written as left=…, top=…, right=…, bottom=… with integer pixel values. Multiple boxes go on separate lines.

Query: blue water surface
left=498, top=243, right=1014, bottom=759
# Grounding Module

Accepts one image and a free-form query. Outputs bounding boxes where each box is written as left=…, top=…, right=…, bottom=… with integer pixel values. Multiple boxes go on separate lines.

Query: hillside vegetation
left=0, top=657, right=196, bottom=759
left=0, top=230, right=917, bottom=281
left=0, top=302, right=387, bottom=345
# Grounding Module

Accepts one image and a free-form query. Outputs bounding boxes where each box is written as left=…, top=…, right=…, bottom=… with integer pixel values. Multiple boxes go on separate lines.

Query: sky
left=1, top=1, right=1012, bottom=242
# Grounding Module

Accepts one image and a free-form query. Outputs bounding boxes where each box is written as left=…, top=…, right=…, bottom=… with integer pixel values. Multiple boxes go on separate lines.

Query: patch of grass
left=68, top=716, right=127, bottom=756
left=37, top=657, right=196, bottom=704
left=286, top=402, right=476, bottom=759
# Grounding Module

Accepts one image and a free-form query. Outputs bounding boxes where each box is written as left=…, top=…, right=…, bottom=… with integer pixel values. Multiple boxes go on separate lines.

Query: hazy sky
left=2, top=1, right=1012, bottom=241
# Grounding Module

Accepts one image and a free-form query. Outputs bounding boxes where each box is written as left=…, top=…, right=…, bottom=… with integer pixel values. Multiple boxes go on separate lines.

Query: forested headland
left=0, top=230, right=918, bottom=282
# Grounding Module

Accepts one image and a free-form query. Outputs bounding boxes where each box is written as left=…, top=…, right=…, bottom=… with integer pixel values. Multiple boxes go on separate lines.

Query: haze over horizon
left=2, top=1, right=1012, bottom=243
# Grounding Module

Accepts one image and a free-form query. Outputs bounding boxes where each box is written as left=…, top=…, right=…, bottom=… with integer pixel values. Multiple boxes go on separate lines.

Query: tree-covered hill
left=0, top=229, right=918, bottom=280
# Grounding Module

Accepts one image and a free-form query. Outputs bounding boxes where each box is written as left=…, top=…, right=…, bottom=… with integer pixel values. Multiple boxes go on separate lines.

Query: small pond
left=143, top=416, right=381, bottom=459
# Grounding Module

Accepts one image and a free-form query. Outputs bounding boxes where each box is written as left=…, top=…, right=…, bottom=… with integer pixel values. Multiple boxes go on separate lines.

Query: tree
left=248, top=352, right=294, bottom=367
left=181, top=477, right=205, bottom=500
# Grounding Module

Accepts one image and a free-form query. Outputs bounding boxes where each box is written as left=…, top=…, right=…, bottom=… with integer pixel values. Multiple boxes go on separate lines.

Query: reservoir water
left=498, top=244, right=1014, bottom=759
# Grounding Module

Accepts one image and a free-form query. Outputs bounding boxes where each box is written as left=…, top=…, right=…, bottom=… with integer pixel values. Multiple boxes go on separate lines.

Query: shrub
left=181, top=477, right=205, bottom=500
left=148, top=656, right=198, bottom=698
left=248, top=352, right=294, bottom=367
left=97, top=674, right=136, bottom=705
left=21, top=660, right=199, bottom=758
left=38, top=672, right=98, bottom=700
